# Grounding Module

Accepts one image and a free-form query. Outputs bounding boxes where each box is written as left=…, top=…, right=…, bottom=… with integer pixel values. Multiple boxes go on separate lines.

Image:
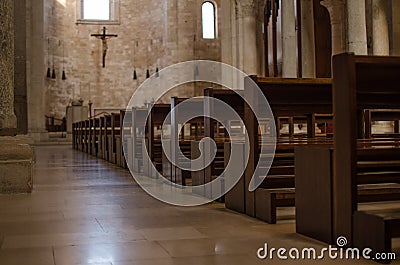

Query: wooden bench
left=145, top=104, right=169, bottom=176
left=115, top=110, right=127, bottom=168
left=90, top=118, right=100, bottom=156
left=191, top=88, right=246, bottom=200
left=294, top=53, right=400, bottom=262
left=334, top=54, right=400, bottom=259
left=296, top=142, right=400, bottom=243
left=130, top=107, right=147, bottom=173
left=243, top=76, right=333, bottom=217
left=354, top=209, right=400, bottom=262
left=162, top=97, right=204, bottom=185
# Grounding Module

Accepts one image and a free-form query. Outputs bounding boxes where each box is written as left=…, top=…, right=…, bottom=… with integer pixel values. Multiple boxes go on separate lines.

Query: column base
left=0, top=136, right=34, bottom=193
left=28, top=130, right=49, bottom=143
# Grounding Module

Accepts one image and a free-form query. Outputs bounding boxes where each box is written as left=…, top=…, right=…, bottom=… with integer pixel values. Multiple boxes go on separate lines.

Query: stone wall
left=43, top=0, right=221, bottom=119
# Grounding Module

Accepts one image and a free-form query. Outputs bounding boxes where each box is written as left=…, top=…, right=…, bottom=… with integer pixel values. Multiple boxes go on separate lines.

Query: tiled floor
left=0, top=146, right=398, bottom=265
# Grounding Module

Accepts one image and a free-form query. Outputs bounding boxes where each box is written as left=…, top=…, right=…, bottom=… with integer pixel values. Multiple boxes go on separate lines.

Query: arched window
left=202, top=1, right=216, bottom=39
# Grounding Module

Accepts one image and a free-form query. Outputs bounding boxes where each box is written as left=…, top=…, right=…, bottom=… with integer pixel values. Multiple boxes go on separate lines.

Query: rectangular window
left=76, top=0, right=120, bottom=24
left=83, top=0, right=110, bottom=20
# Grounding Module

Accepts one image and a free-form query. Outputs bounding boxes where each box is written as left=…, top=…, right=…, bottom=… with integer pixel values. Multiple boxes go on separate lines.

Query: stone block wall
left=43, top=0, right=221, bottom=119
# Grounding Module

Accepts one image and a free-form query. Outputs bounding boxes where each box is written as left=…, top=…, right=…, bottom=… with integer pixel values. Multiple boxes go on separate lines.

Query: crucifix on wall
left=91, top=27, right=118, bottom=68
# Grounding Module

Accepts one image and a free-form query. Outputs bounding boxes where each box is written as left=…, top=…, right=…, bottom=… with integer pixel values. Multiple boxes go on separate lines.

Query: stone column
left=301, top=0, right=316, bottom=77
left=240, top=0, right=258, bottom=75
left=0, top=0, right=17, bottom=134
left=320, top=0, right=346, bottom=55
left=281, top=0, right=297, bottom=77
left=27, top=0, right=47, bottom=141
left=0, top=0, right=34, bottom=193
left=321, top=0, right=367, bottom=55
left=372, top=0, right=389, bottom=55
left=393, top=0, right=400, bottom=55
left=346, top=0, right=368, bottom=54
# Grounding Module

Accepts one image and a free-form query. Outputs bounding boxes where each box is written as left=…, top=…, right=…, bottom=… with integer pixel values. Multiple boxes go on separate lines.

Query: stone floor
left=0, top=146, right=398, bottom=265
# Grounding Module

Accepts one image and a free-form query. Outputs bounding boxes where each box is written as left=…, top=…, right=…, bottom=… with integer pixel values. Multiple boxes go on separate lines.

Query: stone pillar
left=281, top=0, right=297, bottom=77
left=321, top=0, right=367, bottom=55
left=301, top=0, right=316, bottom=77
left=393, top=0, right=400, bottom=55
left=0, top=0, right=17, bottom=134
left=346, top=0, right=368, bottom=54
left=372, top=0, right=389, bottom=55
left=240, top=0, right=258, bottom=75
left=27, top=0, right=48, bottom=141
left=0, top=0, right=34, bottom=193
left=320, top=0, right=346, bottom=55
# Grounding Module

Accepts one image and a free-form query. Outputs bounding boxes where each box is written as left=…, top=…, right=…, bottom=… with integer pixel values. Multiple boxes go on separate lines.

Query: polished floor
left=0, top=146, right=398, bottom=265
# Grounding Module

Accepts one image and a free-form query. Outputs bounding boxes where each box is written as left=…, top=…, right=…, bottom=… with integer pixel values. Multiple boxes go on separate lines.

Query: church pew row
left=144, top=104, right=170, bottom=176
left=162, top=97, right=204, bottom=185
left=295, top=53, right=400, bottom=261
left=190, top=88, right=246, bottom=199
left=255, top=139, right=400, bottom=225
left=242, top=76, right=333, bottom=217
left=192, top=87, right=334, bottom=204
left=129, top=108, right=147, bottom=173
left=238, top=75, right=400, bottom=230
left=335, top=53, right=400, bottom=259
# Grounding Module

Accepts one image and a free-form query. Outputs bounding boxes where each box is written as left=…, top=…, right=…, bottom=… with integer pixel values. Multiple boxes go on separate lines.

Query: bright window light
left=83, top=0, right=110, bottom=20
left=202, top=2, right=216, bottom=39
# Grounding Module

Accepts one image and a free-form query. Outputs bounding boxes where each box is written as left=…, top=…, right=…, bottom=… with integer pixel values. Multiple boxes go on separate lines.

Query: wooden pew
left=91, top=118, right=100, bottom=156
left=296, top=142, right=400, bottom=245
left=102, top=115, right=111, bottom=161
left=191, top=88, right=246, bottom=201
left=78, top=120, right=85, bottom=152
left=98, top=116, right=105, bottom=160
left=106, top=113, right=120, bottom=163
left=88, top=118, right=94, bottom=155
left=131, top=107, right=147, bottom=173
left=295, top=53, right=400, bottom=260
left=145, top=104, right=169, bottom=177
left=333, top=53, right=400, bottom=258
left=72, top=122, right=78, bottom=150
left=115, top=110, right=126, bottom=168
left=164, top=97, right=204, bottom=185
left=258, top=137, right=400, bottom=225
left=243, top=76, right=333, bottom=217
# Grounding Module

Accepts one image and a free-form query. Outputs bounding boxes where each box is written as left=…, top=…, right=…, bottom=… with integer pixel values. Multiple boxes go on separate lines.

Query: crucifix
left=91, top=27, right=118, bottom=68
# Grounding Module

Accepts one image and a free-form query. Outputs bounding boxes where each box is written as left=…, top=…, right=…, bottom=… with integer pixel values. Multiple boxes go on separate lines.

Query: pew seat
left=257, top=183, right=400, bottom=224
left=354, top=209, right=400, bottom=263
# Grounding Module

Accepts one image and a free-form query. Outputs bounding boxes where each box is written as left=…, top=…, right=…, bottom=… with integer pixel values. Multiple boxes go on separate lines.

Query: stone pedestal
left=0, top=0, right=35, bottom=194
left=0, top=136, right=34, bottom=193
